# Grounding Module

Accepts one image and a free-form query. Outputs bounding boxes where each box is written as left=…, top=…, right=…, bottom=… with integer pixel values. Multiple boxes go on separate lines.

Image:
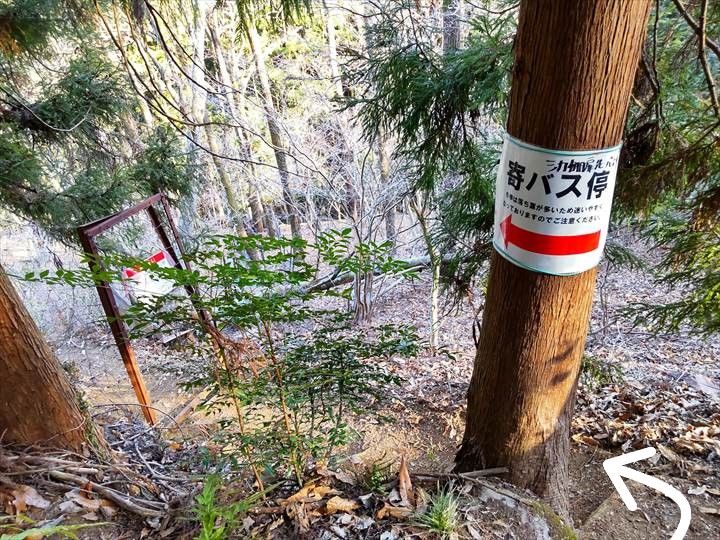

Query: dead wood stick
left=411, top=467, right=509, bottom=481
left=302, top=256, right=437, bottom=293
left=157, top=389, right=210, bottom=430
left=249, top=506, right=285, bottom=515
left=3, top=466, right=101, bottom=476
left=25, top=456, right=109, bottom=469
left=133, top=440, right=185, bottom=483
left=48, top=470, right=164, bottom=518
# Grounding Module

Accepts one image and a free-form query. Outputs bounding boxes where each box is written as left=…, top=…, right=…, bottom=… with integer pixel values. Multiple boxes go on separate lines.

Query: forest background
left=1, top=0, right=719, bottom=538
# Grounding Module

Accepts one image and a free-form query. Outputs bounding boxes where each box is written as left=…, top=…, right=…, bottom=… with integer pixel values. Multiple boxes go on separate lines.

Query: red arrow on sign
left=499, top=214, right=600, bottom=256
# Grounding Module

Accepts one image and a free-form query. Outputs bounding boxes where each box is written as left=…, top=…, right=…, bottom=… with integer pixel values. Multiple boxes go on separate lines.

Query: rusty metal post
left=76, top=232, right=157, bottom=424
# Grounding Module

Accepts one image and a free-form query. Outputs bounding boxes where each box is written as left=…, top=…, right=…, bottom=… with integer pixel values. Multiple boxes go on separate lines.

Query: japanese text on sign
left=493, top=135, right=621, bottom=275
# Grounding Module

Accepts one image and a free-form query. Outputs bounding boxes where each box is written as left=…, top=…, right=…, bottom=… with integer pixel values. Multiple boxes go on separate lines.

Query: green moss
left=529, top=500, right=578, bottom=540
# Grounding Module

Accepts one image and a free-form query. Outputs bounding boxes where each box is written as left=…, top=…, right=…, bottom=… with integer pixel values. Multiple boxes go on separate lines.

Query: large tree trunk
left=244, top=17, right=302, bottom=239
left=0, top=265, right=95, bottom=452
left=455, top=0, right=651, bottom=519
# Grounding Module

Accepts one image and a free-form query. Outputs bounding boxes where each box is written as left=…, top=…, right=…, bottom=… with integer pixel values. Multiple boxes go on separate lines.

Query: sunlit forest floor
left=47, top=241, right=720, bottom=538
left=2, top=223, right=719, bottom=538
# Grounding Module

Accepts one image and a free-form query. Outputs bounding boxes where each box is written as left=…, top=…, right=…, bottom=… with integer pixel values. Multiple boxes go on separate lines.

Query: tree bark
left=204, top=123, right=260, bottom=260
left=322, top=0, right=344, bottom=97
left=207, top=14, right=266, bottom=236
left=0, top=265, right=96, bottom=452
left=455, top=0, right=651, bottom=519
left=244, top=17, right=302, bottom=238
left=410, top=194, right=441, bottom=351
left=442, top=0, right=464, bottom=54
left=378, top=130, right=397, bottom=253
left=178, top=0, right=209, bottom=237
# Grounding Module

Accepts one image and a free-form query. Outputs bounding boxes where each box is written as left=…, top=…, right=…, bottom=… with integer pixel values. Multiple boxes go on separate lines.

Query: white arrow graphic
left=603, top=447, right=691, bottom=540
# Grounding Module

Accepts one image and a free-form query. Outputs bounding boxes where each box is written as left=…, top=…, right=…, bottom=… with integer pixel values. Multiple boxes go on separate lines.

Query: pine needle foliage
left=352, top=8, right=512, bottom=192
left=0, top=0, right=192, bottom=243
left=0, top=0, right=91, bottom=55
left=348, top=2, right=514, bottom=295
left=615, top=0, right=720, bottom=334
left=353, top=0, right=720, bottom=333
left=235, top=0, right=311, bottom=31
left=626, top=214, right=720, bottom=335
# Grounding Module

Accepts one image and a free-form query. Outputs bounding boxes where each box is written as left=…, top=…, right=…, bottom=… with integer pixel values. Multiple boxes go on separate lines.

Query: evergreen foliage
left=354, top=0, right=720, bottom=334
left=349, top=2, right=514, bottom=295
left=0, top=0, right=192, bottom=243
left=235, top=0, right=311, bottom=27
left=617, top=0, right=720, bottom=334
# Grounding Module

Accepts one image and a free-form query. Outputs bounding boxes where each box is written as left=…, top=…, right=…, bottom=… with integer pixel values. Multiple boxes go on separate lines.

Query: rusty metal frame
left=77, top=193, right=194, bottom=425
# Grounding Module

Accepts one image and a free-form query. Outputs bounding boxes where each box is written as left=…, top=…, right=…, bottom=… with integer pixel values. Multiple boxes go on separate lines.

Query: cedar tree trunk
left=0, top=264, right=94, bottom=451
left=455, top=0, right=652, bottom=518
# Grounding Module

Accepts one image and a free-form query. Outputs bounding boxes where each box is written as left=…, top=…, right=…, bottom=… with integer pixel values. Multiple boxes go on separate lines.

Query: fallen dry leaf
left=699, top=506, right=720, bottom=515
left=376, top=502, right=413, bottom=520
left=284, top=483, right=338, bottom=505
left=397, top=456, right=415, bottom=507
left=325, top=496, right=359, bottom=514
left=467, top=523, right=483, bottom=539
left=99, top=499, right=118, bottom=519
left=64, top=488, right=102, bottom=511
left=12, top=485, right=50, bottom=512
left=317, top=468, right=357, bottom=486
left=657, top=444, right=682, bottom=463
left=59, top=500, right=83, bottom=514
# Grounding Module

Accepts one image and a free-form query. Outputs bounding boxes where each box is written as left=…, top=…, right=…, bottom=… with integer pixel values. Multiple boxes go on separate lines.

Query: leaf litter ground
left=3, top=233, right=719, bottom=539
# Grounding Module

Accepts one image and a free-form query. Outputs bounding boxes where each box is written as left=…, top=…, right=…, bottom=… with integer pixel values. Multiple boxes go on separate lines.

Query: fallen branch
left=411, top=467, right=509, bottom=482
left=303, top=256, right=436, bottom=293
left=48, top=470, right=164, bottom=518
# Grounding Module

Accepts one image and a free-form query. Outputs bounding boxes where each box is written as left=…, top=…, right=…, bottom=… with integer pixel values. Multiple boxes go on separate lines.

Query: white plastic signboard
left=493, top=134, right=621, bottom=276
left=121, top=250, right=175, bottom=303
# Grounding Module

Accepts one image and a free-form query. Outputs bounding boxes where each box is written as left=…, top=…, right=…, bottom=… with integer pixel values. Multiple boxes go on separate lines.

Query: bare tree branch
left=672, top=0, right=720, bottom=60
left=697, top=0, right=720, bottom=118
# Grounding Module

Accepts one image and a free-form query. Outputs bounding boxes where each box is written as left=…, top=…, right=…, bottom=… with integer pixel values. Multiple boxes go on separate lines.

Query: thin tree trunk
left=208, top=14, right=266, bottom=235
left=410, top=195, right=440, bottom=351
left=0, top=265, right=99, bottom=452
left=442, top=0, right=464, bottom=54
left=179, top=0, right=209, bottom=237
left=378, top=131, right=397, bottom=253
left=244, top=17, right=301, bottom=238
left=320, top=3, right=359, bottom=227
left=322, top=0, right=344, bottom=97
left=204, top=123, right=260, bottom=260
left=205, top=124, right=243, bottom=218
left=264, top=204, right=280, bottom=238
left=246, top=178, right=266, bottom=235
left=455, top=0, right=652, bottom=519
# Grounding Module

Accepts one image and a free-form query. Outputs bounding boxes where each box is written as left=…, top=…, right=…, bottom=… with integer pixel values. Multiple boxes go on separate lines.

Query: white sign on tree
left=493, top=135, right=621, bottom=276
